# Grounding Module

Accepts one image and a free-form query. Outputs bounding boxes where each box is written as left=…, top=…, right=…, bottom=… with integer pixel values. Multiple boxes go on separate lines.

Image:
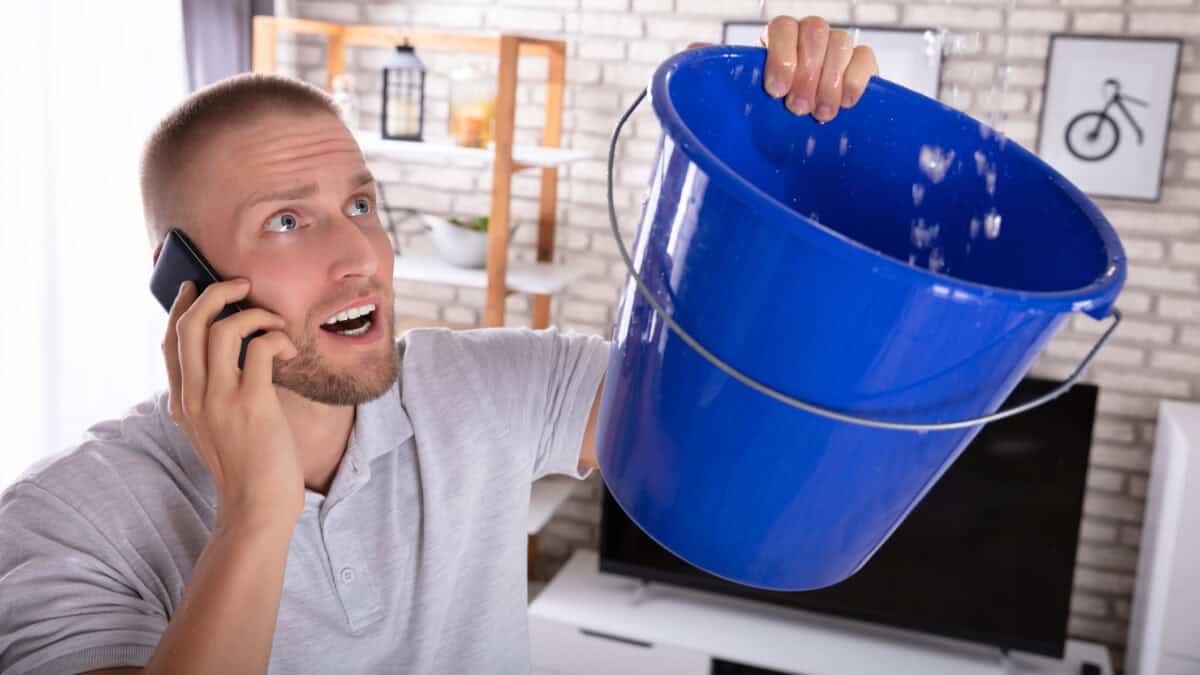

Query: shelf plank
left=394, top=254, right=582, bottom=296
left=355, top=132, right=591, bottom=170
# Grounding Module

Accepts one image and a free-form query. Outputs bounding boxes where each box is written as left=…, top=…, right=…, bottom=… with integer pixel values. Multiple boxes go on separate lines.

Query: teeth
left=323, top=303, right=376, bottom=326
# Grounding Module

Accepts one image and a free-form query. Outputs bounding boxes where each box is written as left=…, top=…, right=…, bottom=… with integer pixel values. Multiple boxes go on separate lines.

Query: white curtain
left=0, top=1, right=187, bottom=489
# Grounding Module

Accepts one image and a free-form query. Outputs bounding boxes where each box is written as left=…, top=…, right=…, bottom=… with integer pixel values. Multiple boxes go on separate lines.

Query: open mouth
left=320, top=304, right=377, bottom=337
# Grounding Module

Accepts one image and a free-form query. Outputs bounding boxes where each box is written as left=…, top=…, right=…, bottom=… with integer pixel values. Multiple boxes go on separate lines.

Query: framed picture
left=722, top=21, right=944, bottom=99
left=1036, top=34, right=1182, bottom=202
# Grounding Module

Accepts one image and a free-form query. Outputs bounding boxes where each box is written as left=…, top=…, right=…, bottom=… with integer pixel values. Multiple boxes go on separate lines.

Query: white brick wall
left=281, top=0, right=1200, bottom=668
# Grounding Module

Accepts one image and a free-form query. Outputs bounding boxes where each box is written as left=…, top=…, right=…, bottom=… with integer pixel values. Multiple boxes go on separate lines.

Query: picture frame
left=1036, top=33, right=1182, bottom=203
left=722, top=21, right=944, bottom=100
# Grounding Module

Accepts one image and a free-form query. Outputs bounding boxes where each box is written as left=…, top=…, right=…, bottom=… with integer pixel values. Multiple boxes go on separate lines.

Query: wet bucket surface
left=595, top=46, right=1126, bottom=591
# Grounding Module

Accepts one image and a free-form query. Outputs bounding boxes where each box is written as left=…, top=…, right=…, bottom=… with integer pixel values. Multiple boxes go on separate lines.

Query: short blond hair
left=139, top=72, right=341, bottom=249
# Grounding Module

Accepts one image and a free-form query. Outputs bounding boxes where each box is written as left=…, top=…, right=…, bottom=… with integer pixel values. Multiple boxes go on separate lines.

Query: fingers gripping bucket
left=595, top=46, right=1126, bottom=591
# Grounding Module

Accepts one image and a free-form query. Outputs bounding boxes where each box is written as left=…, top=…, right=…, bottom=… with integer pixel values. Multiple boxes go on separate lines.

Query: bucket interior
left=661, top=51, right=1116, bottom=295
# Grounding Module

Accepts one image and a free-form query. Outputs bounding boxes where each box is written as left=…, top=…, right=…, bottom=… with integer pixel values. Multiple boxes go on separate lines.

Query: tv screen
left=599, top=376, right=1097, bottom=659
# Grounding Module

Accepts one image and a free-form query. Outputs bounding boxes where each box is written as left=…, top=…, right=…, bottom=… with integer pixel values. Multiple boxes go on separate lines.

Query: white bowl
left=421, top=214, right=519, bottom=269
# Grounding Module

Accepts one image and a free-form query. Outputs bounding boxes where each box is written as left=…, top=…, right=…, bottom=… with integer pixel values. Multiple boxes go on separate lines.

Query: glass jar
left=448, top=65, right=496, bottom=149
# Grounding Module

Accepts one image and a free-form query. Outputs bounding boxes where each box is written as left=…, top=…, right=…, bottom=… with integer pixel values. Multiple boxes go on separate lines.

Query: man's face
left=176, top=109, right=397, bottom=406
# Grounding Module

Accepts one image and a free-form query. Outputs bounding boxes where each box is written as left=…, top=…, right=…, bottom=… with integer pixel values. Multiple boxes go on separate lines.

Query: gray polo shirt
left=0, top=326, right=611, bottom=674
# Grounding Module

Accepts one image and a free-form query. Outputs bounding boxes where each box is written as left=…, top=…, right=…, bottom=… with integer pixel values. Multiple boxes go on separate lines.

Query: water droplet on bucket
left=928, top=247, right=946, bottom=273
left=744, top=102, right=752, bottom=117
left=806, top=136, right=816, bottom=157
left=750, top=67, right=761, bottom=85
left=839, top=133, right=849, bottom=156
left=984, top=209, right=1002, bottom=239
left=969, top=216, right=981, bottom=240
left=912, top=183, right=926, bottom=206
left=973, top=150, right=998, bottom=196
left=974, top=150, right=988, bottom=175
left=910, top=218, right=940, bottom=249
left=918, top=145, right=956, bottom=184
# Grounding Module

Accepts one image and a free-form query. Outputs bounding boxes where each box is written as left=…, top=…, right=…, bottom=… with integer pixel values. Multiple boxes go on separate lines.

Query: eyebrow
left=235, top=170, right=376, bottom=222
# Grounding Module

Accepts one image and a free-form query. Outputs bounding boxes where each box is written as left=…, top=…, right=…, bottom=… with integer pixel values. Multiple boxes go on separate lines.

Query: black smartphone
left=149, top=228, right=264, bottom=370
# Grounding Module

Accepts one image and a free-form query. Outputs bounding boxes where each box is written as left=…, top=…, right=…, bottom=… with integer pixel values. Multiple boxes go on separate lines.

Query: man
left=0, top=15, right=878, bottom=675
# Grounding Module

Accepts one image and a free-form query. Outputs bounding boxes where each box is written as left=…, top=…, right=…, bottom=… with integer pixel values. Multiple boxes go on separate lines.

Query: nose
left=326, top=210, right=380, bottom=281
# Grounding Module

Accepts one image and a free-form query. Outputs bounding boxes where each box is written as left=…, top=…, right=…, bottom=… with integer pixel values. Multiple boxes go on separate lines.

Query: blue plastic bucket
left=595, top=46, right=1126, bottom=591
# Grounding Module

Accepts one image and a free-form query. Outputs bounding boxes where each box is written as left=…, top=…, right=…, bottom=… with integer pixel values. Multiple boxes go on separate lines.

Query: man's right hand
left=164, top=278, right=304, bottom=529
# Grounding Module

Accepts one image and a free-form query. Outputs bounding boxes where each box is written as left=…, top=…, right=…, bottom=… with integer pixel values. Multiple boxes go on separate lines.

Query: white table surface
left=530, top=549, right=1113, bottom=675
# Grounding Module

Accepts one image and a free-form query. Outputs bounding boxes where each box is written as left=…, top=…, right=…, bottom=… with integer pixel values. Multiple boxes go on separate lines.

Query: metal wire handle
left=607, top=88, right=1122, bottom=432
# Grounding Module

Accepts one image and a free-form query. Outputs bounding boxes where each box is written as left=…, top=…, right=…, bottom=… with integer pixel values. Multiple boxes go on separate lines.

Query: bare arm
left=578, top=375, right=604, bottom=474
left=142, top=518, right=295, bottom=674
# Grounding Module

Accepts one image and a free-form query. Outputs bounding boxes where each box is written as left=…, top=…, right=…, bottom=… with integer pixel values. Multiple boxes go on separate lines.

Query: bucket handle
left=607, top=88, right=1122, bottom=432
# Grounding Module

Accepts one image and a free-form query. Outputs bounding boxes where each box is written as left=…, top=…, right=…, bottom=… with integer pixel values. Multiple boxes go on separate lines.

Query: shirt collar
left=159, top=372, right=414, bottom=511
left=346, top=375, right=414, bottom=468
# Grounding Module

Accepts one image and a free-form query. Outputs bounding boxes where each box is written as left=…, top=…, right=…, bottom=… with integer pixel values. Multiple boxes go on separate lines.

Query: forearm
left=578, top=375, right=604, bottom=473
left=143, top=518, right=296, bottom=675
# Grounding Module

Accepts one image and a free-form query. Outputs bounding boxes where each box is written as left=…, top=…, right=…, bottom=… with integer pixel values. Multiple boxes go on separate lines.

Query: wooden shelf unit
left=352, top=131, right=590, bottom=172
left=252, top=16, right=580, bottom=329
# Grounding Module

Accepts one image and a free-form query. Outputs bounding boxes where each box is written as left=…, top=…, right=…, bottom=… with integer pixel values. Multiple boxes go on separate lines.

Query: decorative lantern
left=381, top=41, right=425, bottom=141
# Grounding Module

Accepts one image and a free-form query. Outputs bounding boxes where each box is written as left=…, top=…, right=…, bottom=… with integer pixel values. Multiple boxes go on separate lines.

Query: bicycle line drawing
left=1063, top=77, right=1149, bottom=162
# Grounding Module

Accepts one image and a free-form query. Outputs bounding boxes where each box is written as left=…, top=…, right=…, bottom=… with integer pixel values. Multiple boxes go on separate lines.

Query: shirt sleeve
left=0, top=480, right=165, bottom=675
left=451, top=326, right=612, bottom=482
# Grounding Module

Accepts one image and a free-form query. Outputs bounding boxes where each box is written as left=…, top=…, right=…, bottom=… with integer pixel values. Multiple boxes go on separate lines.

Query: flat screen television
left=599, top=376, right=1097, bottom=659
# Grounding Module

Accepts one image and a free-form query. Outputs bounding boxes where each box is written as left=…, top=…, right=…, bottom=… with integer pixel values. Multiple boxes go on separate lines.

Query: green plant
left=449, top=215, right=489, bottom=233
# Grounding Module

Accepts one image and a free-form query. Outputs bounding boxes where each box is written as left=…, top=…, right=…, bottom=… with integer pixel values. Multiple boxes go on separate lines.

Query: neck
left=276, top=385, right=356, bottom=496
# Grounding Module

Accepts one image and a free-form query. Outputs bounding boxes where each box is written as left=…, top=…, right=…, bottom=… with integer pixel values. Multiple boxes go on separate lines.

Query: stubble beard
left=270, top=312, right=398, bottom=406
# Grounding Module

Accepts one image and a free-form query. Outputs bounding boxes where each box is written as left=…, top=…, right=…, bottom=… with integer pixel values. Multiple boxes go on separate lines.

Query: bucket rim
left=649, top=45, right=1127, bottom=318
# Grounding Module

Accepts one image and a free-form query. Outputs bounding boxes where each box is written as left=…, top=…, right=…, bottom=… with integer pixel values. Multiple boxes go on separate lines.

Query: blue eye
left=349, top=197, right=372, bottom=216
left=267, top=212, right=301, bottom=232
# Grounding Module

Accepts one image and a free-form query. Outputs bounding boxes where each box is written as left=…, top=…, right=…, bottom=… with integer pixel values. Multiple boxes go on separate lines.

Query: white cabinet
left=530, top=615, right=709, bottom=675
left=1127, top=401, right=1200, bottom=675
left=530, top=549, right=1113, bottom=675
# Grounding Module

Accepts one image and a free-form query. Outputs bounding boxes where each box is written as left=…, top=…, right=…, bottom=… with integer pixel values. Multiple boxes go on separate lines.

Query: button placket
left=323, top=510, right=383, bottom=631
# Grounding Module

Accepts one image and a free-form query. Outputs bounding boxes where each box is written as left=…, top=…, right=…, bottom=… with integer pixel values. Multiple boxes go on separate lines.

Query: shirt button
left=340, top=567, right=356, bottom=584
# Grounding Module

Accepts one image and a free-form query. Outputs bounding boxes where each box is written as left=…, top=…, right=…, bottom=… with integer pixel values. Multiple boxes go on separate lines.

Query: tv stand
left=528, top=550, right=1112, bottom=675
